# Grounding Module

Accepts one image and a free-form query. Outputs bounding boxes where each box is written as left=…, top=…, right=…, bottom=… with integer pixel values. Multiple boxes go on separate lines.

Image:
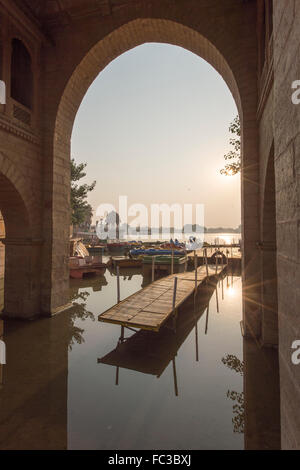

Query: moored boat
left=69, top=257, right=107, bottom=279
left=69, top=238, right=107, bottom=279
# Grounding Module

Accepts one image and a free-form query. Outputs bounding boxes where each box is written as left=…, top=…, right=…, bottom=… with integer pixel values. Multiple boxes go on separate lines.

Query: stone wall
left=0, top=211, right=4, bottom=311
left=41, top=0, right=260, bottom=330
left=273, top=0, right=300, bottom=450
left=1, top=0, right=300, bottom=449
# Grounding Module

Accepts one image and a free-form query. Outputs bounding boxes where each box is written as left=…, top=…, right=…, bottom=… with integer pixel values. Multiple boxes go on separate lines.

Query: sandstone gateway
left=0, top=0, right=299, bottom=449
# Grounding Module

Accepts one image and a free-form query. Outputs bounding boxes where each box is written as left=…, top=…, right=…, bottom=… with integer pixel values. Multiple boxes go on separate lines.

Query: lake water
left=0, top=265, right=250, bottom=450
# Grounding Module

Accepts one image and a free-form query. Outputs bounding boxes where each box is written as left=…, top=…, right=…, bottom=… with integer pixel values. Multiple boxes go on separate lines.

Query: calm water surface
left=0, top=268, right=244, bottom=450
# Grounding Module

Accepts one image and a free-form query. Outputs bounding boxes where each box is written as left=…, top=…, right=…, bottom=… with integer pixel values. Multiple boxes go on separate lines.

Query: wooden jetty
left=98, top=263, right=226, bottom=332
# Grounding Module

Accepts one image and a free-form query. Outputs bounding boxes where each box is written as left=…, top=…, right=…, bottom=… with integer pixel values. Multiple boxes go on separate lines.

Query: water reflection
left=68, top=277, right=107, bottom=349
left=0, top=269, right=281, bottom=450
left=98, top=282, right=216, bottom=398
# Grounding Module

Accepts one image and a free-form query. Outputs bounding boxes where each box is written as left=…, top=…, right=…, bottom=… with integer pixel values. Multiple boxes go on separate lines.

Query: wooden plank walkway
left=98, top=264, right=226, bottom=332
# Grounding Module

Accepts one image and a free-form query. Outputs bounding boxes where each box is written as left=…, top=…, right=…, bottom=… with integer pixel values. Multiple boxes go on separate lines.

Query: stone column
left=2, top=238, right=42, bottom=319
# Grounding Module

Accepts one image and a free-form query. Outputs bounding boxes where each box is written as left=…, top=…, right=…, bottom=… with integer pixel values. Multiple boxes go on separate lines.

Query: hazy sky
left=71, top=43, right=240, bottom=228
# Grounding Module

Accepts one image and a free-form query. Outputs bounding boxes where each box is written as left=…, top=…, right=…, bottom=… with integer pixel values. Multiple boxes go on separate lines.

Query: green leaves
left=71, top=158, right=96, bottom=226
left=220, top=115, right=241, bottom=176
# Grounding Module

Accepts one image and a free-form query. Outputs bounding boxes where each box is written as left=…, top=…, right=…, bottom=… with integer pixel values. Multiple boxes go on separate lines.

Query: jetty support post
left=117, top=266, right=120, bottom=304
left=216, top=283, right=219, bottom=313
left=204, top=248, right=209, bottom=281
left=118, top=325, right=125, bottom=345
left=172, top=358, right=179, bottom=397
left=205, top=304, right=209, bottom=335
left=194, top=252, right=198, bottom=296
left=195, top=318, right=199, bottom=362
left=171, top=249, right=174, bottom=275
left=172, top=277, right=178, bottom=331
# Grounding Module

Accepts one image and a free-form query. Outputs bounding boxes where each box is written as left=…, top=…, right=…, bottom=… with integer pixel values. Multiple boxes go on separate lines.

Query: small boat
left=87, top=245, right=106, bottom=256
left=160, top=239, right=186, bottom=250
left=110, top=256, right=143, bottom=268
left=69, top=257, right=107, bottom=279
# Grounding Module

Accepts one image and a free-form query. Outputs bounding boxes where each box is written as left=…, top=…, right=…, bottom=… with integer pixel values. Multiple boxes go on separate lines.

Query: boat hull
left=70, top=266, right=106, bottom=279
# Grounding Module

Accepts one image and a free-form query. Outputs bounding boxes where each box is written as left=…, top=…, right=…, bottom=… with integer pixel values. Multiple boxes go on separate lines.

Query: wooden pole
left=172, top=358, right=179, bottom=397
left=172, top=277, right=178, bottom=332
left=194, top=252, right=198, bottom=294
left=152, top=256, right=155, bottom=283
left=117, top=266, right=120, bottom=303
left=204, top=248, right=209, bottom=279
left=195, top=320, right=199, bottom=362
left=172, top=277, right=178, bottom=311
left=171, top=249, right=174, bottom=275
left=216, top=284, right=219, bottom=313
left=215, top=253, right=218, bottom=274
left=205, top=304, right=209, bottom=335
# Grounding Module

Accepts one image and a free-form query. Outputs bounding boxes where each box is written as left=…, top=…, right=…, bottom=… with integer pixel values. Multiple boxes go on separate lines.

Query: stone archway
left=0, top=153, right=42, bottom=319
left=43, top=9, right=260, bottom=324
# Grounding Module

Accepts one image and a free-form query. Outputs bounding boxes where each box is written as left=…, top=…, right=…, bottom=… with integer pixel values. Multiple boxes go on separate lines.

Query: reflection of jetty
left=98, top=264, right=226, bottom=332
left=98, top=281, right=216, bottom=396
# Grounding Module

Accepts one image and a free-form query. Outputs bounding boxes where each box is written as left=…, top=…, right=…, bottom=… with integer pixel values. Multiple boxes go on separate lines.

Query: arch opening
left=55, top=19, right=243, bottom=146
left=48, top=17, right=259, bottom=323
left=71, top=41, right=241, bottom=242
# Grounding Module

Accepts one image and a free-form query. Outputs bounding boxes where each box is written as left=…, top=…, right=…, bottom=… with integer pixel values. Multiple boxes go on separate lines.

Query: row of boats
left=69, top=239, right=191, bottom=279
left=88, top=239, right=189, bottom=255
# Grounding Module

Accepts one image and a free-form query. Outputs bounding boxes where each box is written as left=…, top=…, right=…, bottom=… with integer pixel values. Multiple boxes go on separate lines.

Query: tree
left=71, top=158, right=96, bottom=226
left=220, top=115, right=241, bottom=176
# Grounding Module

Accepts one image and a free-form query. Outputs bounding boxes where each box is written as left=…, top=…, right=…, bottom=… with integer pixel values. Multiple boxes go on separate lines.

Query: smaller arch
left=0, top=172, right=30, bottom=239
left=0, top=151, right=39, bottom=237
left=11, top=38, right=33, bottom=109
left=0, top=159, right=42, bottom=319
